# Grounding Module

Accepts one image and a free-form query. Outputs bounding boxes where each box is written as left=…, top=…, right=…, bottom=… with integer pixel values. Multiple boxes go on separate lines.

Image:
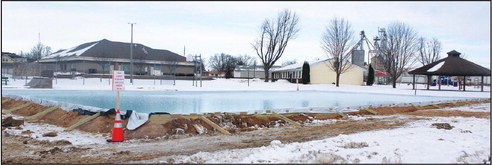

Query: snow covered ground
left=146, top=103, right=491, bottom=164
left=2, top=76, right=490, bottom=99
left=2, top=114, right=108, bottom=146
left=2, top=103, right=489, bottom=163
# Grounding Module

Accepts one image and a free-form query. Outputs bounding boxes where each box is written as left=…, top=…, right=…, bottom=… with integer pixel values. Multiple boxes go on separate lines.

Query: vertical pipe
left=427, top=75, right=432, bottom=90
left=129, top=23, right=134, bottom=84
left=438, top=75, right=441, bottom=90
left=412, top=74, right=415, bottom=90
left=247, top=65, right=250, bottom=87
left=481, top=76, right=484, bottom=92
left=83, top=60, right=85, bottom=85
left=153, top=63, right=156, bottom=85
left=463, top=76, right=466, bottom=91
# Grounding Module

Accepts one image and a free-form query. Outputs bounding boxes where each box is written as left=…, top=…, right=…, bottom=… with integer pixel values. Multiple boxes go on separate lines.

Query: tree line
left=252, top=9, right=443, bottom=88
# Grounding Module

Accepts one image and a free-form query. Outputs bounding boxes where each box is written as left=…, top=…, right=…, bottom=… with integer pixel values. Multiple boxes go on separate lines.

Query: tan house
left=272, top=59, right=365, bottom=85
left=2, top=52, right=27, bottom=76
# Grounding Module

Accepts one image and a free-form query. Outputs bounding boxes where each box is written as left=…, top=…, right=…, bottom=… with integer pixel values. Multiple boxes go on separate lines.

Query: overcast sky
left=2, top=1, right=490, bottom=68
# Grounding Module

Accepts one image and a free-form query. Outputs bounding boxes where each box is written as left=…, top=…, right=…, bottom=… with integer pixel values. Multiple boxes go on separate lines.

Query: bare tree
left=28, top=42, right=52, bottom=62
left=236, top=54, right=256, bottom=66
left=281, top=59, right=297, bottom=66
left=321, top=17, right=355, bottom=87
left=208, top=53, right=237, bottom=78
left=417, top=37, right=441, bottom=65
left=380, top=21, right=419, bottom=88
left=208, top=53, right=228, bottom=72
left=252, top=9, right=300, bottom=82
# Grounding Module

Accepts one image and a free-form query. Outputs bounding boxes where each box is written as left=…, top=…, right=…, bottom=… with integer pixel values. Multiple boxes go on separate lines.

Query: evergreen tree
left=367, top=64, right=375, bottom=86
left=302, top=61, right=310, bottom=84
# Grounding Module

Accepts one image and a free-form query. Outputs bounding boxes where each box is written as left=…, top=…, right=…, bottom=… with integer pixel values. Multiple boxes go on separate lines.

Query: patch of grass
left=342, top=142, right=369, bottom=149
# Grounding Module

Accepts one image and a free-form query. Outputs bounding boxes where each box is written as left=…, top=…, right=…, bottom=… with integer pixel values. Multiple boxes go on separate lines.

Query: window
left=122, top=64, right=129, bottom=71
left=102, top=64, right=109, bottom=71
left=154, top=65, right=161, bottom=71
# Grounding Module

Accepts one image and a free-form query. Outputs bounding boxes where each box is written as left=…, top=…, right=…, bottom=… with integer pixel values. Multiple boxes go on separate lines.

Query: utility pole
left=129, top=22, right=136, bottom=84
left=200, top=54, right=202, bottom=87
left=253, top=61, right=256, bottom=79
left=192, top=54, right=203, bottom=87
left=247, top=65, right=250, bottom=87
left=191, top=56, right=196, bottom=86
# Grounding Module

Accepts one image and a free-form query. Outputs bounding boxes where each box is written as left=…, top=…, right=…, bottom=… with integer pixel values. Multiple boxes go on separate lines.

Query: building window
left=122, top=64, right=129, bottom=71
left=102, top=64, right=110, bottom=71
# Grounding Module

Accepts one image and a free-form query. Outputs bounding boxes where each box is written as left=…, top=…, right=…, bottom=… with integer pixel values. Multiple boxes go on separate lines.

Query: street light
left=129, top=22, right=136, bottom=84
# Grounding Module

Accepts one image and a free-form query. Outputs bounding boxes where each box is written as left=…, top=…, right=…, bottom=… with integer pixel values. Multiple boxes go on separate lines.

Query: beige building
left=272, top=59, right=365, bottom=85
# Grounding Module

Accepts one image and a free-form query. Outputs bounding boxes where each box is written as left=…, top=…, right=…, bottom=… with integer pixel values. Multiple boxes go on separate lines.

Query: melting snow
left=427, top=61, right=445, bottom=72
left=143, top=47, right=148, bottom=54
left=44, top=42, right=99, bottom=58
left=150, top=105, right=490, bottom=163
left=3, top=114, right=108, bottom=145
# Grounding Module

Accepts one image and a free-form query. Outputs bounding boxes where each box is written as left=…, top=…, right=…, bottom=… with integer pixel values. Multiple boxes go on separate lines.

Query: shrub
left=367, top=64, right=374, bottom=86
left=302, top=61, right=310, bottom=84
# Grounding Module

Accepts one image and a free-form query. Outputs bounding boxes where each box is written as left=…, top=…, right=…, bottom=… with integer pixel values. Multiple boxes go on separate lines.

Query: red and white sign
left=112, top=71, right=125, bottom=91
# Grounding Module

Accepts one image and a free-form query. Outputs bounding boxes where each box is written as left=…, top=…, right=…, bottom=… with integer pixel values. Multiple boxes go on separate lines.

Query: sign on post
left=112, top=71, right=125, bottom=91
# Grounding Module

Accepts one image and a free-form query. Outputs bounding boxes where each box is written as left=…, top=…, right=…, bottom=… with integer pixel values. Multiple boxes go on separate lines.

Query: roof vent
left=447, top=50, right=461, bottom=57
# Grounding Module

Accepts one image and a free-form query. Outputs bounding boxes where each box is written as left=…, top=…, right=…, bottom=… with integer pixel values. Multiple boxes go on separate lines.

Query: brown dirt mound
left=431, top=123, right=454, bottom=130
left=2, top=100, right=30, bottom=110
left=241, top=116, right=285, bottom=128
left=2, top=97, right=490, bottom=140
left=308, top=113, right=341, bottom=120
left=78, top=115, right=125, bottom=134
left=403, top=110, right=490, bottom=118
left=162, top=118, right=215, bottom=135
left=126, top=123, right=169, bottom=139
left=11, top=104, right=50, bottom=116
left=2, top=116, right=24, bottom=127
left=37, top=109, right=88, bottom=128
left=286, top=114, right=312, bottom=123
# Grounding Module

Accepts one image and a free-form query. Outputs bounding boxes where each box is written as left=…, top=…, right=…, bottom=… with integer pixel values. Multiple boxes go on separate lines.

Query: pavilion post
left=412, top=74, right=415, bottom=90
left=427, top=75, right=431, bottom=90
left=463, top=76, right=466, bottom=91
left=438, top=75, right=441, bottom=90
left=481, top=76, right=484, bottom=92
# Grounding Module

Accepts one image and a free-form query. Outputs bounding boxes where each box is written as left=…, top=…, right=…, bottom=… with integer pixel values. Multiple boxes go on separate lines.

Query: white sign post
left=112, top=71, right=125, bottom=114
left=112, top=71, right=125, bottom=92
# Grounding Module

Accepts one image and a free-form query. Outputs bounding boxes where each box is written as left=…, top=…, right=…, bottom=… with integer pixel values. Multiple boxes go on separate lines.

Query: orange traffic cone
left=108, top=109, right=124, bottom=142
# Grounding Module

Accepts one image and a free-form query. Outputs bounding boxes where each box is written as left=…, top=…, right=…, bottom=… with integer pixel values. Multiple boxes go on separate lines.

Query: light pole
left=129, top=22, right=136, bottom=84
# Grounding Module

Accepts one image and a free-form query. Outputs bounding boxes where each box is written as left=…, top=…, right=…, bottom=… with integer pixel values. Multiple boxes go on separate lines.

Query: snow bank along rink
left=142, top=103, right=491, bottom=164
left=2, top=77, right=490, bottom=99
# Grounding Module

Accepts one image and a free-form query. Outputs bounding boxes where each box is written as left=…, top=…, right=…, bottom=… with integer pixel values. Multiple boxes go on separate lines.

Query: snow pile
left=158, top=115, right=490, bottom=164
left=444, top=103, right=490, bottom=112
left=5, top=94, right=108, bottom=113
left=3, top=114, right=108, bottom=145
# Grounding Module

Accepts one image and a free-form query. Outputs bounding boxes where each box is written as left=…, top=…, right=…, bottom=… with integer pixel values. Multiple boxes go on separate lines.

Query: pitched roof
left=2, top=52, right=23, bottom=58
left=271, top=58, right=365, bottom=72
left=374, top=72, right=389, bottom=77
left=408, top=50, right=490, bottom=76
left=43, top=39, right=185, bottom=62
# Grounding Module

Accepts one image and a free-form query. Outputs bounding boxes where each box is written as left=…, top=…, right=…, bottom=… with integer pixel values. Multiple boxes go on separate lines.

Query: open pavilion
left=408, top=50, right=491, bottom=92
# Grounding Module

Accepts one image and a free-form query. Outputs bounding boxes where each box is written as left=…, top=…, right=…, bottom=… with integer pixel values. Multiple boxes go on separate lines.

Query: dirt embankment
left=1, top=96, right=490, bottom=164
left=1, top=97, right=490, bottom=139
